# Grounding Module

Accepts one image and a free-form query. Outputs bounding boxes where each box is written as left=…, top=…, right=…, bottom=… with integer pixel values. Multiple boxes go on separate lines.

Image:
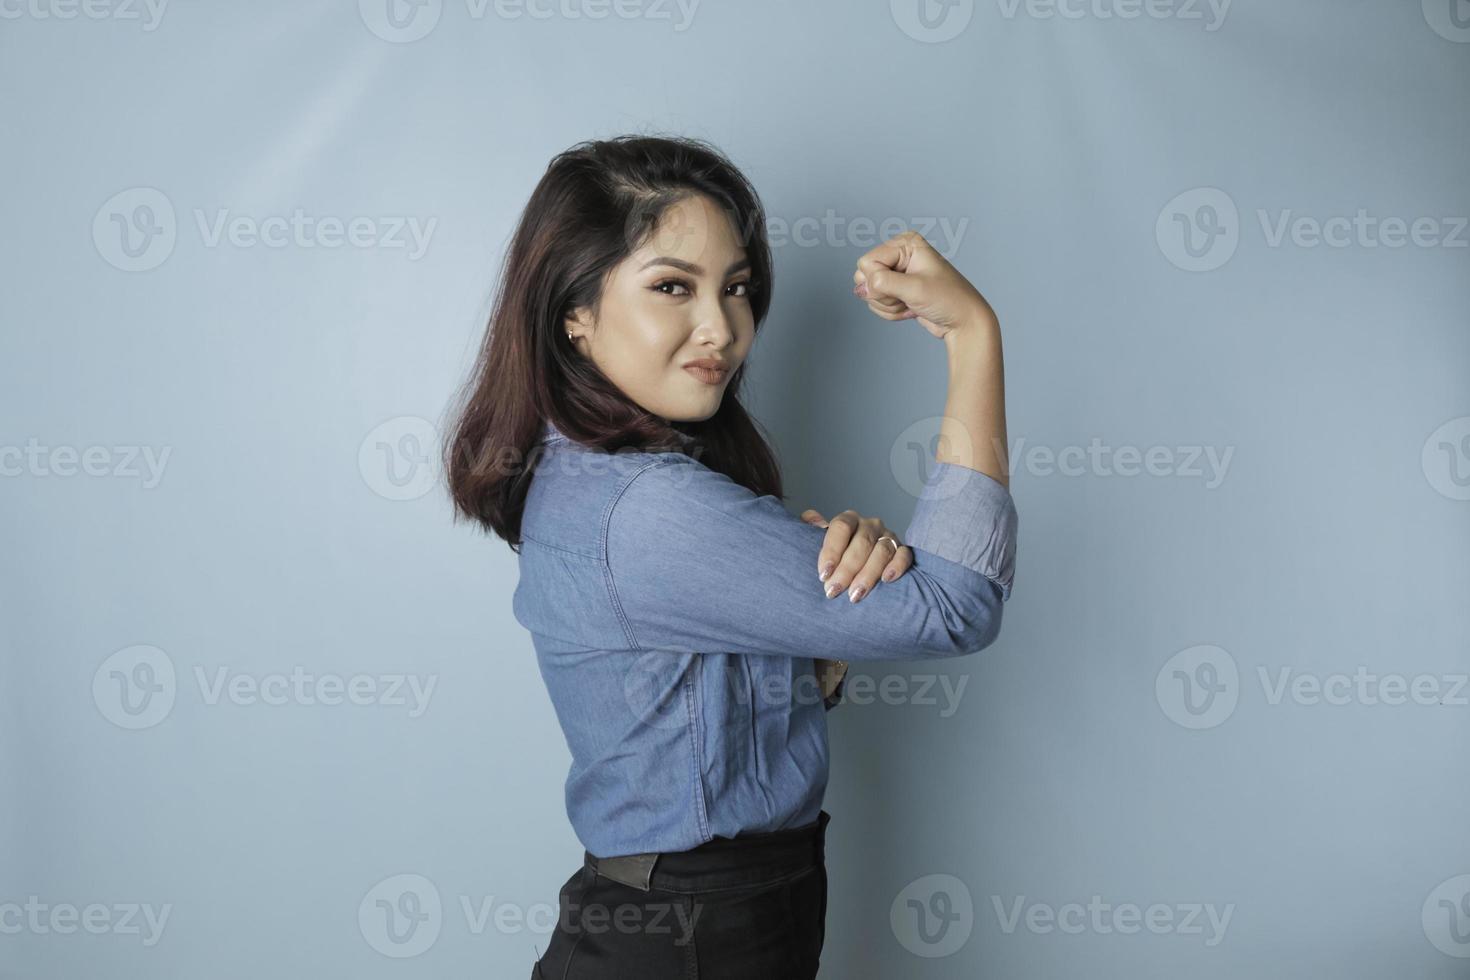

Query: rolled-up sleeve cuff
left=903, top=461, right=1018, bottom=600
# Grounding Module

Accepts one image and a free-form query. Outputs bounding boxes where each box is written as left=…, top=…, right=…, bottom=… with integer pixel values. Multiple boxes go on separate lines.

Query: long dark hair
left=443, top=134, right=785, bottom=549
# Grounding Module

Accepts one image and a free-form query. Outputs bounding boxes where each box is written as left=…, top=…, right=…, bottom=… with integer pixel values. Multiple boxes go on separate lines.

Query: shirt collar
left=540, top=419, right=698, bottom=450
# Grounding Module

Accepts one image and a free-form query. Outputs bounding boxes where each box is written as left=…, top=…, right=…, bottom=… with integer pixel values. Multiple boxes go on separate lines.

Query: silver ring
left=877, top=535, right=900, bottom=552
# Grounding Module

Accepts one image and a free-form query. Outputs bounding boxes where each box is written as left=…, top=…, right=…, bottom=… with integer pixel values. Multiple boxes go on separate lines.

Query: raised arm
left=854, top=230, right=1008, bottom=489
left=602, top=232, right=1016, bottom=663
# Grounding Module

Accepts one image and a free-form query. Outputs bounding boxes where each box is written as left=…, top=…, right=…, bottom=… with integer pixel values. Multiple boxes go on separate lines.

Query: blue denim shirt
left=512, top=420, right=1018, bottom=857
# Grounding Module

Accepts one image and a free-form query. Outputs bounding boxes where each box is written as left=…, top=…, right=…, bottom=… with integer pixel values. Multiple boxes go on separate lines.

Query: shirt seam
left=600, top=455, right=712, bottom=842
left=685, top=657, right=713, bottom=843
left=599, top=457, right=669, bottom=652
left=519, top=529, right=598, bottom=561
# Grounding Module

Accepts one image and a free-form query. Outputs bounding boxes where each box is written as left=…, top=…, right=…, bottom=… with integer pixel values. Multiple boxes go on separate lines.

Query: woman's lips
left=683, top=365, right=728, bottom=385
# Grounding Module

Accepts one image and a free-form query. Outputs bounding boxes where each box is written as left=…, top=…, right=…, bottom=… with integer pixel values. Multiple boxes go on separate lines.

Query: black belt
left=585, top=810, right=830, bottom=893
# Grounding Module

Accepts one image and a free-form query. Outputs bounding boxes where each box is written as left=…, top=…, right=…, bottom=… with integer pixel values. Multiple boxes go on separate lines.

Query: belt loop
left=581, top=854, right=596, bottom=888
left=590, top=852, right=659, bottom=892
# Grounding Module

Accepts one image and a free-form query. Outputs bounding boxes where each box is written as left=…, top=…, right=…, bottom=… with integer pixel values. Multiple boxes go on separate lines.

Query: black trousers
left=531, top=810, right=830, bottom=979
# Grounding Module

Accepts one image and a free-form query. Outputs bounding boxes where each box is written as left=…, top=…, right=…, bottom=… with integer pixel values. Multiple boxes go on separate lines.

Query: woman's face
left=567, top=193, right=757, bottom=423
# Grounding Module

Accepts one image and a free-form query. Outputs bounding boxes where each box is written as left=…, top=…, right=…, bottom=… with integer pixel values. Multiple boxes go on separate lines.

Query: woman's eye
left=651, top=279, right=754, bottom=298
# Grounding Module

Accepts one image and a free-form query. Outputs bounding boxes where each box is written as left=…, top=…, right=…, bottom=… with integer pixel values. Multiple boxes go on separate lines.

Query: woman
left=443, top=135, right=1017, bottom=979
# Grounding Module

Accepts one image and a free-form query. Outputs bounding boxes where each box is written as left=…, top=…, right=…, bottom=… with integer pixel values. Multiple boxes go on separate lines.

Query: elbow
left=962, top=590, right=1004, bottom=655
left=915, top=579, right=1006, bottom=660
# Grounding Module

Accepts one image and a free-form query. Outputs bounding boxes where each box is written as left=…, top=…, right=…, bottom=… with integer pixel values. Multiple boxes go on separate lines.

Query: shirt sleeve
left=603, top=454, right=1018, bottom=662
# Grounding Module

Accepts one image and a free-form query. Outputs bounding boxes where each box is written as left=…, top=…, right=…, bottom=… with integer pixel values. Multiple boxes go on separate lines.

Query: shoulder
left=521, top=445, right=693, bottom=557
left=607, top=451, right=798, bottom=563
left=609, top=451, right=770, bottom=523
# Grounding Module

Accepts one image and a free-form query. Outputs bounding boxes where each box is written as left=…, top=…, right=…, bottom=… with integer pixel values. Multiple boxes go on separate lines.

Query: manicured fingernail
left=825, top=582, right=841, bottom=599
left=882, top=570, right=894, bottom=582
left=848, top=585, right=866, bottom=603
left=819, top=562, right=834, bottom=581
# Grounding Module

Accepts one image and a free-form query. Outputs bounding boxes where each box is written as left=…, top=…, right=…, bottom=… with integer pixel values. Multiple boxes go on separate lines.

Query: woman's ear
left=563, top=306, right=593, bottom=343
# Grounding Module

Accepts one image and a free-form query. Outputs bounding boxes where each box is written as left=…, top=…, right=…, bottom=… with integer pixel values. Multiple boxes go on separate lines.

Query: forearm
left=939, top=317, right=1009, bottom=488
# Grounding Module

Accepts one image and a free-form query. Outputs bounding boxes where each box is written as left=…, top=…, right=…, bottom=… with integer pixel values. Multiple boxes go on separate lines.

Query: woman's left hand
left=800, top=507, right=912, bottom=602
left=801, top=507, right=914, bottom=707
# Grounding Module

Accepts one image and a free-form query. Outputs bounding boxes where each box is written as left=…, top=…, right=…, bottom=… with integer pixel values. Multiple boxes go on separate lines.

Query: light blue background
left=2, top=1, right=1467, bottom=977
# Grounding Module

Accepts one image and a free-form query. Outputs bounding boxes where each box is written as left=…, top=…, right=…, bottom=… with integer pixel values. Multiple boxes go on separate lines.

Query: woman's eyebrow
left=638, top=256, right=752, bottom=276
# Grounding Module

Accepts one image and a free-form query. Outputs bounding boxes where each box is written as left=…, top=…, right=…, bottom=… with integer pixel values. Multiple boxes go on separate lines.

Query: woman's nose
left=692, top=298, right=736, bottom=346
